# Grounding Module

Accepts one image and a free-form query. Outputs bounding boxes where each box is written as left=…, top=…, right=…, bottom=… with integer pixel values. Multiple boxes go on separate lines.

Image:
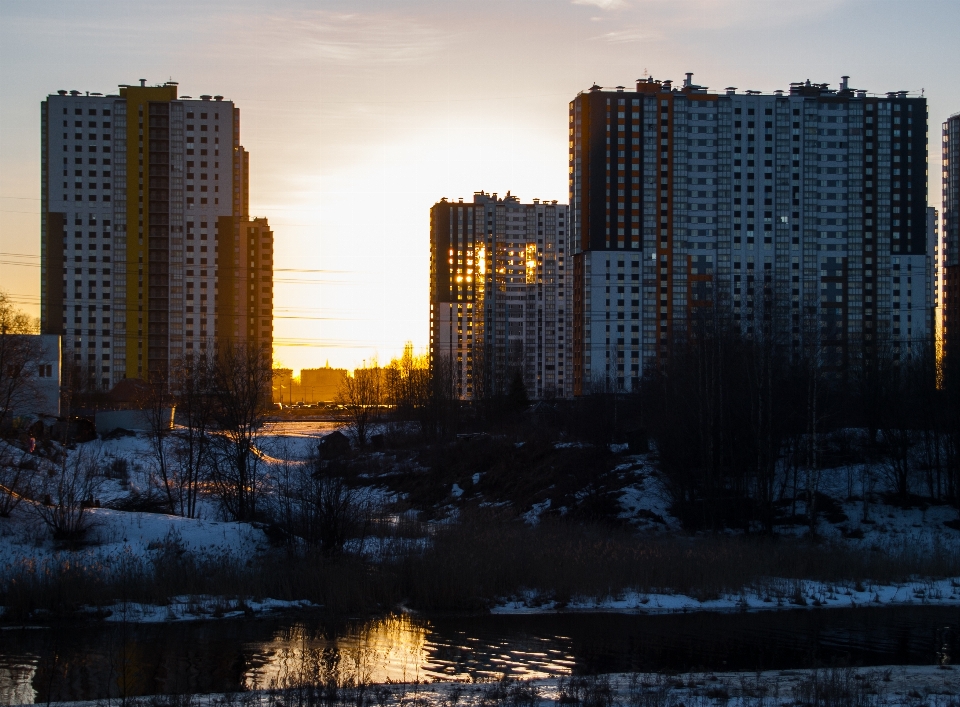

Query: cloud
left=591, top=27, right=658, bottom=43
left=624, top=0, right=849, bottom=30
left=581, top=0, right=848, bottom=47
left=252, top=10, right=450, bottom=66
left=573, top=0, right=628, bottom=10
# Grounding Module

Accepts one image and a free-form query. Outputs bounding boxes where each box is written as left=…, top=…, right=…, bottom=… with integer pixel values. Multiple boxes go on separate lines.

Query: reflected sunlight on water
left=243, top=613, right=576, bottom=689
left=4, top=606, right=955, bottom=704
left=244, top=613, right=430, bottom=688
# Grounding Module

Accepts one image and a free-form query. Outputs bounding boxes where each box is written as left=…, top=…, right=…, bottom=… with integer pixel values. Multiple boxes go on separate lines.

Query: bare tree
left=641, top=303, right=797, bottom=533
left=32, top=442, right=103, bottom=542
left=384, top=342, right=430, bottom=419
left=208, top=342, right=272, bottom=521
left=168, top=353, right=215, bottom=518
left=858, top=341, right=917, bottom=500
left=139, top=376, right=176, bottom=514
left=141, top=355, right=214, bottom=518
left=0, top=290, right=42, bottom=423
left=290, top=456, right=369, bottom=556
left=943, top=359, right=960, bottom=515
left=0, top=443, right=34, bottom=517
left=336, top=361, right=383, bottom=448
left=421, top=352, right=458, bottom=440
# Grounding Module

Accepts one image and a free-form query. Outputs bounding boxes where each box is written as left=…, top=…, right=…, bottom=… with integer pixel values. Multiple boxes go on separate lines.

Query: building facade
left=218, top=211, right=274, bottom=354
left=430, top=192, right=571, bottom=400
left=570, top=75, right=931, bottom=394
left=300, top=365, right=348, bottom=403
left=944, top=113, right=960, bottom=369
left=927, top=206, right=941, bottom=359
left=40, top=81, right=272, bottom=389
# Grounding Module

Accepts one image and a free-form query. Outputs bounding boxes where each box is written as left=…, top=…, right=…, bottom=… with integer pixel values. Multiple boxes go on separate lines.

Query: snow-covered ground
left=494, top=577, right=960, bottom=614
left=0, top=425, right=338, bottom=615
left=9, top=667, right=960, bottom=707
left=84, top=595, right=318, bottom=623
left=1, top=504, right=267, bottom=559
left=611, top=451, right=960, bottom=552
left=4, top=427, right=960, bottom=624
left=0, top=423, right=331, bottom=570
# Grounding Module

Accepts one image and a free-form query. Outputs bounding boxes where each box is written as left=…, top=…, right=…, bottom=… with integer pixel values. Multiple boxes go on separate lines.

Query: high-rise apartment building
left=219, top=211, right=274, bottom=352
left=943, top=113, right=960, bottom=368
left=430, top=192, right=571, bottom=400
left=927, top=206, right=941, bottom=357
left=570, top=75, right=930, bottom=394
left=40, top=81, right=272, bottom=389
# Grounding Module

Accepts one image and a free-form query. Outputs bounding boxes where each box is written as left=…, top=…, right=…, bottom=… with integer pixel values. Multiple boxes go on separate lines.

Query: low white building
left=34, top=335, right=61, bottom=416
left=4, top=334, right=61, bottom=418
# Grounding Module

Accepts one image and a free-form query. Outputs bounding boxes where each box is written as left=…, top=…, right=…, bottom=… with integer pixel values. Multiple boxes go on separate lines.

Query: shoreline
left=9, top=666, right=960, bottom=706
left=3, top=580, right=960, bottom=626
left=492, top=577, right=960, bottom=616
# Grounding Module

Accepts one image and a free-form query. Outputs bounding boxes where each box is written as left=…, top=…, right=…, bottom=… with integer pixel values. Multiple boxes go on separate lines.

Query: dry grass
left=2, top=510, right=959, bottom=619
left=398, top=510, right=960, bottom=608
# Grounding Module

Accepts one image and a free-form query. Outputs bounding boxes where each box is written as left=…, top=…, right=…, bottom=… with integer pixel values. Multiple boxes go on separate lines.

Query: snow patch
left=523, top=499, right=552, bottom=526
left=494, top=577, right=960, bottom=615
left=87, top=596, right=318, bottom=623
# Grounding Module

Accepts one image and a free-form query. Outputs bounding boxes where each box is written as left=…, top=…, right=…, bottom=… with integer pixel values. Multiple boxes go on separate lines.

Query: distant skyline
left=2, top=0, right=958, bottom=372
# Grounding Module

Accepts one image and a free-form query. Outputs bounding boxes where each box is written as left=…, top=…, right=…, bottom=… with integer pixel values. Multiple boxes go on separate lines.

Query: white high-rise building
left=40, top=80, right=272, bottom=389
left=430, top=192, right=572, bottom=399
left=570, top=75, right=931, bottom=393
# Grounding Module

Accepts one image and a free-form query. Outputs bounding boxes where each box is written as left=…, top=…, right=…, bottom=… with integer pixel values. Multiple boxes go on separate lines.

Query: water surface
left=1, top=606, right=958, bottom=705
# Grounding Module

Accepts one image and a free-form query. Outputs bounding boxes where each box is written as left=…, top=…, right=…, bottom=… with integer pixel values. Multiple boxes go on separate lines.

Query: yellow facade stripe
left=119, top=84, right=176, bottom=379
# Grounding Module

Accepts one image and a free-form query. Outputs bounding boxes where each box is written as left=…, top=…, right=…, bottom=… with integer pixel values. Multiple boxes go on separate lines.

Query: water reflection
left=2, top=606, right=959, bottom=705
left=0, top=651, right=37, bottom=706
left=245, top=614, right=430, bottom=688
left=244, top=614, right=575, bottom=689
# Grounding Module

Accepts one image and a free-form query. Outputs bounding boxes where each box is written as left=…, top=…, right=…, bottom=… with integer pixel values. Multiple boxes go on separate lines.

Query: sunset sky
left=2, top=0, right=958, bottom=373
